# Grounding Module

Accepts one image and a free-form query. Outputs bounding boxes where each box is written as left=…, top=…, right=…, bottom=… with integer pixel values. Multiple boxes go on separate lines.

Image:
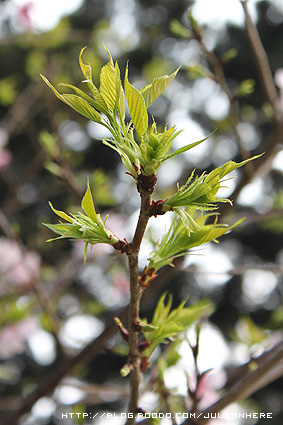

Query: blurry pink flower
left=113, top=274, right=130, bottom=295
left=0, top=149, right=12, bottom=169
left=196, top=369, right=226, bottom=409
left=15, top=1, right=35, bottom=31
left=0, top=128, right=11, bottom=169
left=275, top=68, right=283, bottom=110
left=0, top=318, right=38, bottom=358
left=0, top=238, right=40, bottom=289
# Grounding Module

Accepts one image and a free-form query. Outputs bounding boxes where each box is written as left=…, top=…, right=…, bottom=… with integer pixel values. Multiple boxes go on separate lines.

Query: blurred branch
left=240, top=0, right=280, bottom=122
left=221, top=124, right=283, bottom=215
left=0, top=208, right=66, bottom=355
left=0, top=256, right=180, bottom=425
left=184, top=263, right=283, bottom=277
left=0, top=80, right=42, bottom=137
left=182, top=340, right=283, bottom=425
left=197, top=36, right=252, bottom=171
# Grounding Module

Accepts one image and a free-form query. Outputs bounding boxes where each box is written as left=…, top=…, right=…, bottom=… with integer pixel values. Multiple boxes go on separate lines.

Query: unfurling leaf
left=40, top=75, right=101, bottom=122
left=43, top=181, right=121, bottom=261
left=100, top=47, right=117, bottom=110
left=81, top=179, right=97, bottom=221
left=140, top=67, right=181, bottom=109
left=140, top=293, right=214, bottom=357
left=124, top=65, right=148, bottom=138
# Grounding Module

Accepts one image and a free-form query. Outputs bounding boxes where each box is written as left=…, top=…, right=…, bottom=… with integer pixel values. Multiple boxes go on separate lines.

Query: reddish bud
left=132, top=321, right=142, bottom=332
left=114, top=317, right=129, bottom=342
left=138, top=339, right=151, bottom=352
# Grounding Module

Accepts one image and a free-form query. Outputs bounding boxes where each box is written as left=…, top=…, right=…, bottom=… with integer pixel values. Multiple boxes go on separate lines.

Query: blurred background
left=0, top=0, right=282, bottom=424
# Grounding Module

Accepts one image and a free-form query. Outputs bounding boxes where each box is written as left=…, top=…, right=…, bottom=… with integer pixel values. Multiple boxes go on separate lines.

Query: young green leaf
left=48, top=201, right=72, bottom=223
left=79, top=47, right=109, bottom=113
left=124, top=65, right=148, bottom=138
left=61, top=94, right=102, bottom=122
left=81, top=180, right=97, bottom=221
left=40, top=75, right=101, bottom=123
left=44, top=183, right=121, bottom=261
left=100, top=48, right=117, bottom=111
left=140, top=294, right=213, bottom=357
left=140, top=67, right=181, bottom=109
left=146, top=213, right=245, bottom=275
left=162, top=131, right=215, bottom=162
left=115, top=62, right=125, bottom=122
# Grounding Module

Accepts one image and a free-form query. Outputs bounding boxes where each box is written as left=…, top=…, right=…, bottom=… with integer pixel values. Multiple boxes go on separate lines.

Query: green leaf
left=81, top=180, right=97, bottom=221
left=43, top=223, right=83, bottom=241
left=170, top=19, right=192, bottom=38
left=79, top=47, right=108, bottom=113
left=40, top=75, right=101, bottom=122
left=61, top=94, right=102, bottom=122
left=79, top=46, right=92, bottom=80
left=59, top=83, right=103, bottom=111
left=115, top=61, right=125, bottom=121
left=100, top=47, right=117, bottom=110
left=124, top=64, right=148, bottom=138
left=162, top=131, right=215, bottom=162
left=236, top=79, right=255, bottom=97
left=141, top=295, right=214, bottom=357
left=140, top=67, right=181, bottom=109
left=48, top=201, right=72, bottom=222
left=174, top=207, right=201, bottom=234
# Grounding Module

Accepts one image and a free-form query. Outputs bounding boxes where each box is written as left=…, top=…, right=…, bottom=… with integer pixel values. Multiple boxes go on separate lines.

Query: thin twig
left=199, top=43, right=252, bottom=171
left=240, top=0, right=280, bottom=121
left=182, top=341, right=283, bottom=425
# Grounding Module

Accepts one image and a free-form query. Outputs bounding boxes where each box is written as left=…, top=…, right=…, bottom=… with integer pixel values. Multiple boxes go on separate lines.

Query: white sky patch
left=13, top=0, right=83, bottom=31
left=185, top=243, right=233, bottom=288
left=238, top=177, right=273, bottom=213
left=31, top=397, right=56, bottom=419
left=168, top=113, right=210, bottom=166
left=27, top=329, right=56, bottom=365
left=55, top=385, right=85, bottom=405
left=192, top=0, right=259, bottom=29
left=242, top=269, right=278, bottom=306
left=204, top=91, right=230, bottom=121
left=179, top=324, right=230, bottom=372
left=59, top=315, right=104, bottom=348
left=272, top=150, right=283, bottom=172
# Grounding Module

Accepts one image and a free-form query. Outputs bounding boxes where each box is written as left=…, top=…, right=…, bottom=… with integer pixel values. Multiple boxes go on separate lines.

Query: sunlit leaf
left=81, top=180, right=97, bottom=221
left=115, top=61, right=125, bottom=121
left=48, top=201, right=72, bottom=222
left=100, top=47, right=117, bottom=110
left=79, top=47, right=108, bottom=113
left=40, top=75, right=101, bottom=122
left=162, top=131, right=215, bottom=162
left=61, top=94, right=101, bottom=122
left=124, top=65, right=148, bottom=138
left=140, top=67, right=181, bottom=109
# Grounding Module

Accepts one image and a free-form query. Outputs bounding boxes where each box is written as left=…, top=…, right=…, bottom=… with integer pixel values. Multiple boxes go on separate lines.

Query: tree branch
left=240, top=0, right=280, bottom=121
left=182, top=341, right=283, bottom=425
left=126, top=181, right=154, bottom=425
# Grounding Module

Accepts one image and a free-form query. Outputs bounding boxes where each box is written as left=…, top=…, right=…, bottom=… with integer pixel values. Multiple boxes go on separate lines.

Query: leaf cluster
left=43, top=180, right=120, bottom=261
left=140, top=293, right=213, bottom=357
left=41, top=47, right=210, bottom=178
left=147, top=211, right=244, bottom=277
left=163, top=155, right=262, bottom=233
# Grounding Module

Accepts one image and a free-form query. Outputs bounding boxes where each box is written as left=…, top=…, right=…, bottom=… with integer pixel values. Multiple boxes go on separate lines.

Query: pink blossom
left=0, top=149, right=12, bottom=169
left=0, top=238, right=40, bottom=290
left=196, top=369, right=226, bottom=409
left=0, top=318, right=38, bottom=358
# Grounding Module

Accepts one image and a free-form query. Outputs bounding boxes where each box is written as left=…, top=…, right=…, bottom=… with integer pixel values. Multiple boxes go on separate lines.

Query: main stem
left=126, top=188, right=152, bottom=425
